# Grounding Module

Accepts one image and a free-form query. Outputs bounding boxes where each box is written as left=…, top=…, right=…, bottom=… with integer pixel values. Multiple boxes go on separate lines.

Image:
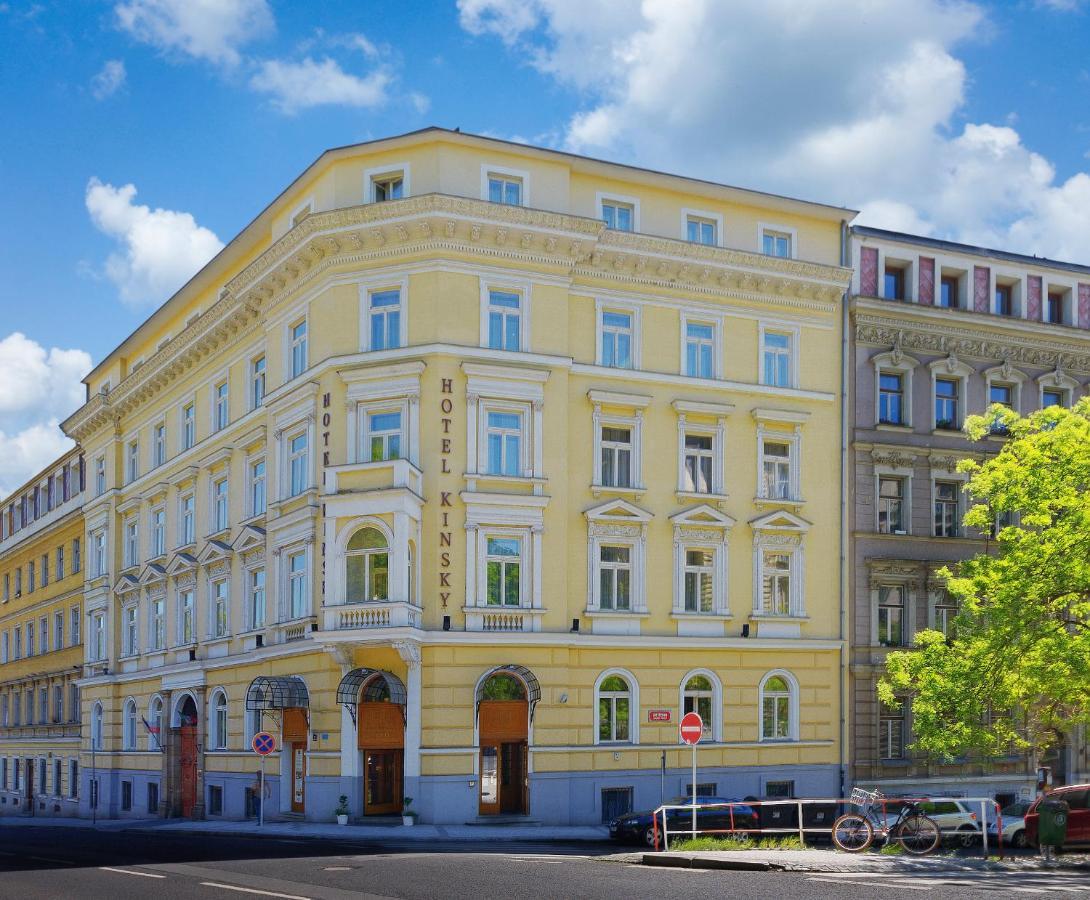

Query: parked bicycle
left=832, top=788, right=941, bottom=855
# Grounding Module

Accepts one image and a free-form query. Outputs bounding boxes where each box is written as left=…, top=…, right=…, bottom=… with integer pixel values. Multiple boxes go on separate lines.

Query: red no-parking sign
left=680, top=712, right=703, bottom=745
left=252, top=731, right=276, bottom=756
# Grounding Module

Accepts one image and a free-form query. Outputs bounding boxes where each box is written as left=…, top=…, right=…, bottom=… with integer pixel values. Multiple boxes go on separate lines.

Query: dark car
left=1025, top=784, right=1090, bottom=850
left=609, top=796, right=759, bottom=847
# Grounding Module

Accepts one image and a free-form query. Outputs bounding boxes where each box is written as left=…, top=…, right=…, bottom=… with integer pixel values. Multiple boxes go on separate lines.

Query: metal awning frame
left=245, top=675, right=310, bottom=712
left=475, top=664, right=542, bottom=723
left=336, top=667, right=408, bottom=725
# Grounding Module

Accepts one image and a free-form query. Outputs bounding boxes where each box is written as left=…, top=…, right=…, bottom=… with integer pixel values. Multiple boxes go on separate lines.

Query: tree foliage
left=879, top=399, right=1090, bottom=761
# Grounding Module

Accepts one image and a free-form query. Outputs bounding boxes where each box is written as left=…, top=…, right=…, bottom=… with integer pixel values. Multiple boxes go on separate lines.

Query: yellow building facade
left=56, top=129, right=853, bottom=825
left=0, top=449, right=85, bottom=818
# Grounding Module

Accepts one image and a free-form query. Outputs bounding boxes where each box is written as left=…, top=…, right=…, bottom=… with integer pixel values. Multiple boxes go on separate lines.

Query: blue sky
left=2, top=0, right=1090, bottom=495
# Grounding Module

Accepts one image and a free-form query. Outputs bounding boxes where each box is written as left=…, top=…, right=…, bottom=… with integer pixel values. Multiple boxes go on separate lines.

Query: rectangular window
left=877, top=477, right=905, bottom=534
left=883, top=265, right=905, bottom=300
left=214, top=381, right=229, bottom=431
left=686, top=215, right=717, bottom=245
left=14, top=569, right=21, bottom=597
left=487, top=290, right=521, bottom=351
left=250, top=460, right=266, bottom=515
left=369, top=289, right=402, bottom=351
left=26, top=621, right=34, bottom=656
left=212, top=579, right=229, bottom=639
left=880, top=703, right=905, bottom=760
left=212, top=477, right=229, bottom=532
left=52, top=686, right=62, bottom=724
left=600, top=426, right=633, bottom=488
left=121, top=780, right=133, bottom=812
left=95, top=456, right=106, bottom=496
left=367, top=411, right=402, bottom=462
left=761, top=440, right=791, bottom=500
left=123, top=605, right=138, bottom=656
left=153, top=423, right=166, bottom=467
left=598, top=546, right=631, bottom=610
left=178, top=590, right=195, bottom=644
left=683, top=549, right=714, bottom=613
left=250, top=569, right=266, bottom=629
left=124, top=518, right=139, bottom=567
left=126, top=440, right=139, bottom=483
left=180, top=493, right=195, bottom=545
left=251, top=355, right=266, bottom=409
left=1047, top=292, right=1064, bottom=324
left=683, top=434, right=713, bottom=494
left=684, top=321, right=714, bottom=379
left=151, top=508, right=166, bottom=557
left=151, top=597, right=165, bottom=650
left=935, top=592, right=958, bottom=636
left=54, top=611, right=63, bottom=650
left=762, top=331, right=792, bottom=387
left=56, top=545, right=64, bottom=580
left=288, top=432, right=309, bottom=496
left=995, top=284, right=1013, bottom=316
left=290, top=319, right=308, bottom=378
left=601, top=311, right=633, bottom=369
left=602, top=201, right=634, bottom=231
left=182, top=403, right=195, bottom=450
left=761, top=552, right=791, bottom=615
left=485, top=411, right=522, bottom=477
left=487, top=173, right=522, bottom=205
left=990, top=383, right=1013, bottom=408
left=69, top=683, right=79, bottom=724
left=934, top=378, right=959, bottom=430
left=70, top=606, right=80, bottom=646
left=1043, top=388, right=1066, bottom=408
left=288, top=551, right=307, bottom=619
left=27, top=561, right=35, bottom=593
left=939, top=275, right=959, bottom=309
left=208, top=784, right=223, bottom=816
left=762, top=230, right=791, bottom=258
left=485, top=538, right=521, bottom=606
left=40, top=554, right=48, bottom=588
left=39, top=616, right=47, bottom=654
left=934, top=481, right=960, bottom=537
left=89, top=612, right=105, bottom=661
left=877, top=585, right=905, bottom=646
left=372, top=173, right=403, bottom=202
left=73, top=537, right=80, bottom=573
left=69, top=760, right=78, bottom=799
left=879, top=372, right=904, bottom=425
left=91, top=530, right=106, bottom=577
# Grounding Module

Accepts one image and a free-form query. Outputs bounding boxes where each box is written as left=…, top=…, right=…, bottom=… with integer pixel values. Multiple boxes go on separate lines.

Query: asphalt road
left=0, top=825, right=1074, bottom=900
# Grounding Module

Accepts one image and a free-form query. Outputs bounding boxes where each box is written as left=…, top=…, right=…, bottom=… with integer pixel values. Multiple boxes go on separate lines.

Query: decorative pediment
left=200, top=446, right=234, bottom=471
left=872, top=347, right=919, bottom=371
left=232, top=525, right=267, bottom=554
left=165, top=551, right=198, bottom=576
left=1037, top=367, right=1079, bottom=392
left=197, top=539, right=233, bottom=567
left=670, top=504, right=735, bottom=529
left=928, top=353, right=973, bottom=379
left=112, top=573, right=140, bottom=596
left=984, top=361, right=1027, bottom=384
left=749, top=509, right=811, bottom=532
left=584, top=498, right=653, bottom=522
left=870, top=446, right=918, bottom=470
left=138, top=563, right=167, bottom=586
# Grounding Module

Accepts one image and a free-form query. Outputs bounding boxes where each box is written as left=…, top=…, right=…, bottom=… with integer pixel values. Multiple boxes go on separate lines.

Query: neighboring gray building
left=848, top=225, right=1090, bottom=805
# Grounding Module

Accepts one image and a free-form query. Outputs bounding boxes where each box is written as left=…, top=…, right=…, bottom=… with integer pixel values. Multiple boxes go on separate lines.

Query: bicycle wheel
left=896, top=814, right=941, bottom=855
left=832, top=813, right=874, bottom=852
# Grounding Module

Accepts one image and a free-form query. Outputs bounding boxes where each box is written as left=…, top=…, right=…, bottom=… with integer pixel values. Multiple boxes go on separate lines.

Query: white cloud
left=90, top=59, right=127, bottom=100
left=115, top=0, right=273, bottom=66
left=249, top=57, right=391, bottom=114
left=85, top=177, right=224, bottom=309
left=0, top=333, right=92, bottom=500
left=458, top=0, right=1090, bottom=263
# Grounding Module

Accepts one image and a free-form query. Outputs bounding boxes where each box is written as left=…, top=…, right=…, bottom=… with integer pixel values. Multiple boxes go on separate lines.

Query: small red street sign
left=252, top=731, right=276, bottom=756
left=648, top=709, right=671, bottom=723
left=680, top=711, right=703, bottom=745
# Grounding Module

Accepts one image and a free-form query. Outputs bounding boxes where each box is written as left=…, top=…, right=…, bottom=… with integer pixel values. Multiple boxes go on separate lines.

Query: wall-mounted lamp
left=558, top=693, right=568, bottom=704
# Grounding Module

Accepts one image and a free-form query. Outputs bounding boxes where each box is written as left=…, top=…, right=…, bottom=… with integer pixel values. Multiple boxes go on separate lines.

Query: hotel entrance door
left=477, top=672, right=529, bottom=816
left=359, top=699, right=404, bottom=815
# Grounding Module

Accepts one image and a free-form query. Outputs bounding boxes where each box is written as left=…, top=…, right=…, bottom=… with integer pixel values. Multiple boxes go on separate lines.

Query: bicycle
left=832, top=788, right=941, bottom=855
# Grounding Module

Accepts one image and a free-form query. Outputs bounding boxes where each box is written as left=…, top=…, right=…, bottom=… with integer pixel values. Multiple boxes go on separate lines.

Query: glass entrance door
left=364, top=749, right=403, bottom=815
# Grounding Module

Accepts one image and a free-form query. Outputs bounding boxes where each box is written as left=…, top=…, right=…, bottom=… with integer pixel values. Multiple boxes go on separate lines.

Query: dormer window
left=373, top=174, right=403, bottom=202
left=884, top=264, right=906, bottom=301
left=939, top=275, right=959, bottom=309
left=995, top=283, right=1013, bottom=316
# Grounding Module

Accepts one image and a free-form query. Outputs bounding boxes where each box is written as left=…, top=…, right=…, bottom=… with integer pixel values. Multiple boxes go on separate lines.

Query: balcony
left=323, top=600, right=421, bottom=631
left=464, top=606, right=546, bottom=633
left=324, top=458, right=423, bottom=497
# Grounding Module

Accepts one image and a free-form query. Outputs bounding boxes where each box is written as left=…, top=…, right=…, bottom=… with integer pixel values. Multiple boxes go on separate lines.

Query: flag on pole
left=141, top=716, right=162, bottom=751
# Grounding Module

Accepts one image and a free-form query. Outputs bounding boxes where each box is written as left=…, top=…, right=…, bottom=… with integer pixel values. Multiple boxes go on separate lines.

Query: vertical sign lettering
left=438, top=377, right=454, bottom=608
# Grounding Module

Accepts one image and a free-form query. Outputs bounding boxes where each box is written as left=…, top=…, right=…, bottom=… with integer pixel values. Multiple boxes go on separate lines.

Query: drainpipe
left=838, top=219, right=851, bottom=799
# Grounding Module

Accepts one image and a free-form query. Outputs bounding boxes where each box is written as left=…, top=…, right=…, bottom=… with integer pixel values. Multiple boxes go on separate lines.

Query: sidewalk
left=638, top=848, right=1090, bottom=874
left=0, top=815, right=610, bottom=843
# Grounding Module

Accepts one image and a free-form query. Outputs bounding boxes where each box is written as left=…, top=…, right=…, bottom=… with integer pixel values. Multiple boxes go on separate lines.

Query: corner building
left=61, top=129, right=853, bottom=824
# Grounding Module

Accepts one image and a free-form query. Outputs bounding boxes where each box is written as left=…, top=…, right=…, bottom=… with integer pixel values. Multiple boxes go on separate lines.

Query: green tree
left=879, top=399, right=1090, bottom=762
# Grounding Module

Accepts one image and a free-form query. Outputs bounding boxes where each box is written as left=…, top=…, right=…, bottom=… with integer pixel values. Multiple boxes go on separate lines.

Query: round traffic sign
left=252, top=731, right=276, bottom=756
left=680, top=711, right=703, bottom=745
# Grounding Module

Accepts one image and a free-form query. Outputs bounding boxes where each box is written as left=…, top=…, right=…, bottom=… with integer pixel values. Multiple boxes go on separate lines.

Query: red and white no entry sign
left=680, top=711, right=703, bottom=745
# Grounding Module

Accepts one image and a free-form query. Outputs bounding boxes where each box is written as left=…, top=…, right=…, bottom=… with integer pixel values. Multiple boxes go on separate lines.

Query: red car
left=1025, top=785, right=1090, bottom=849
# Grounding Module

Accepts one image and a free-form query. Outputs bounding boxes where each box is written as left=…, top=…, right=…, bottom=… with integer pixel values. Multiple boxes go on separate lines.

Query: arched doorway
left=175, top=694, right=199, bottom=818
left=476, top=665, right=539, bottom=816
left=336, top=668, right=407, bottom=816
left=245, top=676, right=310, bottom=815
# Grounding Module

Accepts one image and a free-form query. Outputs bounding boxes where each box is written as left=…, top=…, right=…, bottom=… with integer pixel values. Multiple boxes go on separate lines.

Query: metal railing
left=651, top=795, right=1005, bottom=859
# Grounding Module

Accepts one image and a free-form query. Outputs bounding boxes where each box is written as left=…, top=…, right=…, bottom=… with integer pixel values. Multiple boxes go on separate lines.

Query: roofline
left=851, top=225, right=1090, bottom=277
left=86, top=127, right=856, bottom=383
left=0, top=445, right=81, bottom=505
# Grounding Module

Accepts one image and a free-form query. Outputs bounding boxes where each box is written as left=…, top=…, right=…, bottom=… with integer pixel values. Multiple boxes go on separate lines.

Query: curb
left=642, top=853, right=777, bottom=872
left=640, top=851, right=1090, bottom=875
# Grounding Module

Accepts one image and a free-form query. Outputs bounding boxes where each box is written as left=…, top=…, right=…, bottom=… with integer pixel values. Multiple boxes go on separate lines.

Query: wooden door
left=478, top=700, right=528, bottom=816
left=25, top=759, right=33, bottom=814
left=500, top=742, right=527, bottom=814
left=364, top=750, right=403, bottom=815
left=179, top=725, right=197, bottom=818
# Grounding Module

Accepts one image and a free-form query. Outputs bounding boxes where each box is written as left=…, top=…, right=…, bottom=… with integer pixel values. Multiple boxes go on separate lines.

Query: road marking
left=100, top=866, right=167, bottom=879
left=200, top=883, right=311, bottom=900
left=322, top=866, right=352, bottom=871
left=808, top=876, right=933, bottom=892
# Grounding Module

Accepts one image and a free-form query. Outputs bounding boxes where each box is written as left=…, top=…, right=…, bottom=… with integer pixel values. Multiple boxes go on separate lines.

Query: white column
left=396, top=642, right=422, bottom=782
left=392, top=513, right=410, bottom=603
left=340, top=701, right=359, bottom=778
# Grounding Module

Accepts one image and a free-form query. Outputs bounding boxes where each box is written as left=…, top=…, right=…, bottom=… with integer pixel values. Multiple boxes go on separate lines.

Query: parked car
left=985, top=801, right=1032, bottom=848
left=609, top=796, right=758, bottom=847
left=1025, top=785, right=1090, bottom=850
left=878, top=798, right=981, bottom=847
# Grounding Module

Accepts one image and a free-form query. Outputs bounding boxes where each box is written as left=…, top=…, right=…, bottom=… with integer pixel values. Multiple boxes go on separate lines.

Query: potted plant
left=335, top=795, right=350, bottom=826
left=402, top=796, right=417, bottom=827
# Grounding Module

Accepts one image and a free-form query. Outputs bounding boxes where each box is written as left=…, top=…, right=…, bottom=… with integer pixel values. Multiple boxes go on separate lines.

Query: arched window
left=210, top=690, right=228, bottom=750
left=91, top=702, right=103, bottom=750
left=123, top=699, right=137, bottom=750
left=682, top=672, right=719, bottom=739
left=148, top=696, right=163, bottom=751
left=759, top=671, right=797, bottom=741
left=596, top=672, right=635, bottom=744
left=481, top=673, right=527, bottom=701
left=345, top=527, right=389, bottom=602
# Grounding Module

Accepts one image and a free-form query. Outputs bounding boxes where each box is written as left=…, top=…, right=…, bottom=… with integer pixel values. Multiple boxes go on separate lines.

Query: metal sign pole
left=691, top=741, right=697, bottom=839
left=259, top=755, right=265, bottom=828
left=660, top=750, right=665, bottom=807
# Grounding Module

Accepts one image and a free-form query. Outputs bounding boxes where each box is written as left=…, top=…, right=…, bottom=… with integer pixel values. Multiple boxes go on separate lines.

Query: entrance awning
left=336, top=668, right=407, bottom=725
left=476, top=664, right=542, bottom=721
left=246, top=675, right=310, bottom=711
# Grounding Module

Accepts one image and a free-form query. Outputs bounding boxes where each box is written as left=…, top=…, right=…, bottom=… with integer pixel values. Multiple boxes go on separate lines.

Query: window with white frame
left=150, top=596, right=165, bottom=650
left=153, top=423, right=166, bottom=467
left=212, top=476, right=229, bottom=532
left=249, top=459, right=266, bottom=516
left=759, top=672, right=796, bottom=741
left=177, top=589, right=195, bottom=644
left=601, top=199, right=635, bottom=231
left=597, top=673, right=632, bottom=743
left=365, top=409, right=402, bottom=462
left=1042, top=386, right=1068, bottom=408
left=683, top=674, right=715, bottom=736
left=213, top=380, right=229, bottom=431
left=761, top=329, right=793, bottom=387
left=485, top=536, right=522, bottom=606
left=598, top=545, right=632, bottom=611
left=123, top=604, right=138, bottom=656
left=934, top=480, right=960, bottom=537
left=53, top=611, right=63, bottom=651
left=149, top=507, right=165, bottom=558
left=70, top=606, right=80, bottom=646
left=56, top=545, right=64, bottom=580
left=251, top=355, right=266, bottom=409
left=599, top=425, right=633, bottom=488
left=934, top=589, right=958, bottom=636
left=760, top=438, right=792, bottom=500
left=91, top=702, right=103, bottom=750
left=38, top=616, right=46, bottom=654
left=465, top=366, right=546, bottom=486
left=287, top=550, right=308, bottom=619
left=682, top=549, right=715, bottom=613
left=880, top=701, right=905, bottom=759
left=124, top=517, right=139, bottom=568
left=91, top=529, right=106, bottom=578
left=290, top=319, right=307, bottom=378
left=371, top=170, right=404, bottom=202
left=600, top=310, right=634, bottom=369
left=877, top=584, right=906, bottom=647
left=367, top=288, right=403, bottom=351
left=52, top=685, right=62, bottom=724
left=345, top=527, right=389, bottom=603
left=210, top=690, right=228, bottom=750
left=126, top=439, right=139, bottom=484
left=686, top=215, right=717, bottom=245
left=484, top=410, right=523, bottom=477
left=211, top=578, right=229, bottom=639
left=123, top=699, right=137, bottom=750
left=288, top=430, right=309, bottom=496
left=68, top=759, right=78, bottom=797
left=486, top=171, right=523, bottom=205
left=182, top=402, right=195, bottom=450
left=684, top=320, right=715, bottom=379
left=761, top=228, right=792, bottom=258
left=486, top=289, right=522, bottom=351
left=180, top=492, right=195, bottom=545
left=94, top=456, right=106, bottom=496
left=877, top=476, right=906, bottom=534
left=682, top=433, right=714, bottom=494
left=89, top=611, right=105, bottom=661
left=249, top=569, right=266, bottom=629
left=148, top=696, right=163, bottom=751
left=761, top=551, right=791, bottom=615
left=751, top=513, right=807, bottom=619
